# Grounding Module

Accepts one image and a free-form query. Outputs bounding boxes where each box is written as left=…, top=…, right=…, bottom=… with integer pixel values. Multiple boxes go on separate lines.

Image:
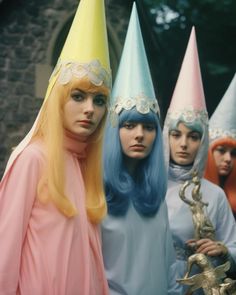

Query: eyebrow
left=72, top=88, right=85, bottom=93
left=169, top=129, right=200, bottom=136
left=73, top=88, right=106, bottom=97
left=170, top=129, right=180, bottom=133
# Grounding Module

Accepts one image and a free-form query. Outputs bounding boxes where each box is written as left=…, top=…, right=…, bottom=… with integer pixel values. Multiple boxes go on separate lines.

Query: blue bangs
left=169, top=117, right=204, bottom=135
left=119, top=108, right=159, bottom=127
left=103, top=108, right=167, bottom=218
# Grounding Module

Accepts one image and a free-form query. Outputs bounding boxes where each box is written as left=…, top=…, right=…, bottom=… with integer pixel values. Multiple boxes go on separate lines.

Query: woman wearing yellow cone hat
left=0, top=0, right=111, bottom=294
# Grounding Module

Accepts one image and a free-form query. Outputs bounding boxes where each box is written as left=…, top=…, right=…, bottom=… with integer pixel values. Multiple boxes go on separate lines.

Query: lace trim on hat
left=109, top=94, right=160, bottom=126
left=50, top=59, right=111, bottom=88
left=209, top=128, right=236, bottom=140
left=165, top=107, right=208, bottom=126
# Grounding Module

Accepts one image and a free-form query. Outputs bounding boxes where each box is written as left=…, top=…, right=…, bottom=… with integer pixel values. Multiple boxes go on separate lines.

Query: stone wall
left=0, top=0, right=133, bottom=177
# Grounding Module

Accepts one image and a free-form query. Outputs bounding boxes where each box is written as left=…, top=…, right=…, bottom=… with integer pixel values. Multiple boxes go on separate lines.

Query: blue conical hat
left=110, top=2, right=159, bottom=124
left=209, top=73, right=236, bottom=142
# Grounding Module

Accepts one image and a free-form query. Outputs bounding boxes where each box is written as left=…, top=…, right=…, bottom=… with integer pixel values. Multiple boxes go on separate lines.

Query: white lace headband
left=50, top=59, right=111, bottom=89
left=209, top=128, right=236, bottom=141
left=165, top=107, right=208, bottom=127
left=109, top=93, right=160, bottom=126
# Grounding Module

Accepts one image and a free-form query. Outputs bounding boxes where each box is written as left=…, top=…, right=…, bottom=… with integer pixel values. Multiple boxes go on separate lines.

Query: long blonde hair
left=33, top=77, right=109, bottom=223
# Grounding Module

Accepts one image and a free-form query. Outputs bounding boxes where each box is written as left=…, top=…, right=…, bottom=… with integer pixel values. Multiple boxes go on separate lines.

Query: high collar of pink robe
left=0, top=132, right=109, bottom=295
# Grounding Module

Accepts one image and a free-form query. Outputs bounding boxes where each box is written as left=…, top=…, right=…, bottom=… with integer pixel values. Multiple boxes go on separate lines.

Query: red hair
left=204, top=137, right=236, bottom=212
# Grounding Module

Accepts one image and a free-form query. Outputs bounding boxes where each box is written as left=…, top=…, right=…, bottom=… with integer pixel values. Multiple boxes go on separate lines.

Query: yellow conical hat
left=60, top=0, right=110, bottom=69
left=45, top=0, right=111, bottom=100
left=3, top=0, right=111, bottom=178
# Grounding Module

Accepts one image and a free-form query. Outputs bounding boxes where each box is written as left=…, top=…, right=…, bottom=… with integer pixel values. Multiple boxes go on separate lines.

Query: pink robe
left=0, top=140, right=109, bottom=295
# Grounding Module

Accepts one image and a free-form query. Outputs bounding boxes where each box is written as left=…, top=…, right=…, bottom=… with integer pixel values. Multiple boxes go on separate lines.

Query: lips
left=220, top=166, right=230, bottom=171
left=130, top=144, right=145, bottom=151
left=176, top=152, right=189, bottom=157
left=77, top=120, right=93, bottom=126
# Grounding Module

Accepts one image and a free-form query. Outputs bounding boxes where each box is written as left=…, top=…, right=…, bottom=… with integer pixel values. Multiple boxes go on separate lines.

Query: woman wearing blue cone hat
left=101, top=3, right=182, bottom=294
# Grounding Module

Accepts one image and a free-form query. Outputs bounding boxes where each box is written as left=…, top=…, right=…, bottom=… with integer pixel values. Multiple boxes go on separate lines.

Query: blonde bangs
left=68, top=76, right=110, bottom=97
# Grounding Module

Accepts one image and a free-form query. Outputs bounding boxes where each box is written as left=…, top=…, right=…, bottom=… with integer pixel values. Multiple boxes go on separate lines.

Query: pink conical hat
left=163, top=27, right=209, bottom=178
left=169, top=27, right=206, bottom=112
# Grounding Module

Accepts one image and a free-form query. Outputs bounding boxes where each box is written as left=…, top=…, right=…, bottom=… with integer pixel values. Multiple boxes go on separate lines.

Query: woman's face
left=63, top=88, right=107, bottom=140
left=119, top=122, right=156, bottom=160
left=169, top=122, right=201, bottom=166
left=213, top=145, right=236, bottom=176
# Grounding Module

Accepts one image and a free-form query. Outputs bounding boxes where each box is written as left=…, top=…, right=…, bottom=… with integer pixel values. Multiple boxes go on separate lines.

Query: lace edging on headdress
left=50, top=59, right=111, bottom=88
left=165, top=107, right=208, bottom=126
left=109, top=94, right=160, bottom=126
left=209, top=128, right=236, bottom=140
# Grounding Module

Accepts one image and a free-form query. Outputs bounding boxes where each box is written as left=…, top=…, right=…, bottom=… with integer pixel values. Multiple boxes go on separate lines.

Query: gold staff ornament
left=179, top=170, right=215, bottom=240
left=177, top=253, right=236, bottom=295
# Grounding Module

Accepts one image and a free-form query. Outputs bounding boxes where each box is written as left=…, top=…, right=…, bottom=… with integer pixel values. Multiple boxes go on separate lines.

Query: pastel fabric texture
left=0, top=141, right=109, bottom=295
left=166, top=169, right=236, bottom=294
left=102, top=201, right=181, bottom=295
left=208, top=73, right=236, bottom=142
left=163, top=26, right=236, bottom=294
left=205, top=73, right=236, bottom=215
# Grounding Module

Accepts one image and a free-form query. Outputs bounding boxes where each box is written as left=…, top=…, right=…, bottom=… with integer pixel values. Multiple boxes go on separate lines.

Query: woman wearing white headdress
left=0, top=0, right=111, bottom=294
left=163, top=27, right=236, bottom=294
left=205, top=73, right=236, bottom=219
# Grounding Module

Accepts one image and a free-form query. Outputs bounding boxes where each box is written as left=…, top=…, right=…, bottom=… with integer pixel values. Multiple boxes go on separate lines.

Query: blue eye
left=189, top=132, right=201, bottom=141
left=215, top=147, right=226, bottom=154
left=93, top=95, right=106, bottom=106
left=231, top=150, right=236, bottom=157
left=71, top=91, right=84, bottom=102
left=190, top=135, right=200, bottom=141
left=170, top=131, right=180, bottom=138
left=144, top=124, right=155, bottom=131
left=123, top=122, right=136, bottom=129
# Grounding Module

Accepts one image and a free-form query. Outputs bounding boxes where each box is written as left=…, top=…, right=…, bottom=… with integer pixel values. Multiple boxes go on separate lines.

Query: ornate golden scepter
left=177, top=253, right=236, bottom=295
left=179, top=170, right=215, bottom=240
left=177, top=170, right=235, bottom=294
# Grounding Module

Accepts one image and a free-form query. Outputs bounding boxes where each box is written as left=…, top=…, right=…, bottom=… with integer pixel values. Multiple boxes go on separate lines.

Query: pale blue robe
left=101, top=201, right=182, bottom=295
left=166, top=173, right=236, bottom=294
left=162, top=109, right=236, bottom=294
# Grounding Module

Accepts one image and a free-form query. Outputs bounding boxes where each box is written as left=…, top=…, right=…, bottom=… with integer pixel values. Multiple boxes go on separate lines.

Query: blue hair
left=103, top=108, right=167, bottom=217
left=168, top=116, right=204, bottom=135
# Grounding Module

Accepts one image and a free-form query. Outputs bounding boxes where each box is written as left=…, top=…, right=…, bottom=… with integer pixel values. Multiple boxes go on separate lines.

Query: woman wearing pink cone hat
left=163, top=27, right=236, bottom=294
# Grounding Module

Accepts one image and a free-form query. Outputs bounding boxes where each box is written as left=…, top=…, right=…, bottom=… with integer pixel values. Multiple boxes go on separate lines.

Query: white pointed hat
left=209, top=73, right=236, bottom=142
left=109, top=2, right=159, bottom=125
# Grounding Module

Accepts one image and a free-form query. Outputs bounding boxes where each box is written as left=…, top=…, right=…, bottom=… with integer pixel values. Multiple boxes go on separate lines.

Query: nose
left=180, top=135, right=187, bottom=148
left=224, top=151, right=232, bottom=162
left=135, top=125, right=144, bottom=141
left=84, top=97, right=94, bottom=117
